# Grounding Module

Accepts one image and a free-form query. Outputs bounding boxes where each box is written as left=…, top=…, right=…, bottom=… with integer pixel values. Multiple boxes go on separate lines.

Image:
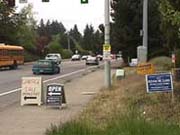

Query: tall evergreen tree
left=111, top=0, right=163, bottom=60
left=81, top=25, right=95, bottom=52
left=68, top=25, right=82, bottom=52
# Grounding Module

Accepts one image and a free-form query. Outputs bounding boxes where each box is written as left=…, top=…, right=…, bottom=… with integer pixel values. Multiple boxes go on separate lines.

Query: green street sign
left=81, top=0, right=88, bottom=4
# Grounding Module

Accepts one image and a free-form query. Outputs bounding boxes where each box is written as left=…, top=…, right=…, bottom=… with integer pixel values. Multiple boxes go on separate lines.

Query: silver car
left=86, top=56, right=99, bottom=65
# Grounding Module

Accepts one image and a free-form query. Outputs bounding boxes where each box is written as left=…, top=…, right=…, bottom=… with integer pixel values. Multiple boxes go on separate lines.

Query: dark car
left=32, top=59, right=60, bottom=74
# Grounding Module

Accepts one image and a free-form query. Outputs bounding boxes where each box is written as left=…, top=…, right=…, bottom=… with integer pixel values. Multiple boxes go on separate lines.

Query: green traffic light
left=81, top=0, right=88, bottom=4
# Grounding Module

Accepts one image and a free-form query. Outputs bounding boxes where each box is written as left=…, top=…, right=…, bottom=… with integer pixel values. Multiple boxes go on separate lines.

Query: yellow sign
left=103, top=44, right=111, bottom=52
left=137, top=63, right=155, bottom=75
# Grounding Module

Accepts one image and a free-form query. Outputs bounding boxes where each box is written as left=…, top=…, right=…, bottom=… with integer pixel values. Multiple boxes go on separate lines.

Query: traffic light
left=3, top=0, right=15, bottom=7
left=81, top=0, right=88, bottom=4
left=42, top=0, right=49, bottom=2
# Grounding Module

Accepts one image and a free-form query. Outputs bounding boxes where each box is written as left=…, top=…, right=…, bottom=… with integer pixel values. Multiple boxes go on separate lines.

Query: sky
left=16, top=0, right=105, bottom=33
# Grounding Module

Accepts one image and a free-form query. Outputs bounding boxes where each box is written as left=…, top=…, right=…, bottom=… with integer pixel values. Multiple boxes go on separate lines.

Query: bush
left=24, top=51, right=39, bottom=62
left=149, top=56, right=172, bottom=70
left=62, top=49, right=73, bottom=59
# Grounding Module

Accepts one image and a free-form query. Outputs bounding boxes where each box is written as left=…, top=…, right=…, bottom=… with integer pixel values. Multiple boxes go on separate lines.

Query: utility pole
left=104, top=0, right=111, bottom=88
left=67, top=33, right=70, bottom=51
left=143, top=0, right=148, bottom=62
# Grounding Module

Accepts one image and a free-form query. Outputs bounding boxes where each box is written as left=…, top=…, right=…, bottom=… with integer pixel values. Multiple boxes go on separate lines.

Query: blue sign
left=146, top=73, right=173, bottom=93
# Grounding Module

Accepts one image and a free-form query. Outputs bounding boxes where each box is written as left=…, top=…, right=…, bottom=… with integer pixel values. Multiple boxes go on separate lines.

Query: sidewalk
left=0, top=69, right=113, bottom=135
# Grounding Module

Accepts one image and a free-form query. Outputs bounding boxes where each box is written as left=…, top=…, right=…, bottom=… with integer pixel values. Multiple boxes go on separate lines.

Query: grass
left=46, top=56, right=180, bottom=135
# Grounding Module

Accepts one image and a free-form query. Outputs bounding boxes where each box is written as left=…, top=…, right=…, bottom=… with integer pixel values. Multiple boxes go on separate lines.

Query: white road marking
left=0, top=88, right=21, bottom=97
left=0, top=64, right=103, bottom=97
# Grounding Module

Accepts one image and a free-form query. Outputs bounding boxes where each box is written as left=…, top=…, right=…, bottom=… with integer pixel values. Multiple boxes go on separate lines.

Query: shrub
left=24, top=51, right=39, bottom=62
left=62, top=49, right=73, bottom=59
left=149, top=56, right=172, bottom=70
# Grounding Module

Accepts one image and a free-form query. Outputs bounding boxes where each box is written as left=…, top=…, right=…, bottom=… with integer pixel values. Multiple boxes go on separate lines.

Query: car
left=111, top=54, right=116, bottom=59
left=96, top=54, right=103, bottom=61
left=81, top=55, right=91, bottom=60
left=81, top=55, right=88, bottom=60
left=45, top=53, right=62, bottom=64
left=32, top=59, right=60, bottom=74
left=129, top=58, right=138, bottom=67
left=71, top=54, right=81, bottom=61
left=86, top=56, right=99, bottom=65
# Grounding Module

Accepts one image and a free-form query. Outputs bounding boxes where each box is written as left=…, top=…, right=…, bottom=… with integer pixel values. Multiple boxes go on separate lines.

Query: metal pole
left=67, top=33, right=70, bottom=51
left=143, top=0, right=148, bottom=62
left=104, top=0, right=111, bottom=88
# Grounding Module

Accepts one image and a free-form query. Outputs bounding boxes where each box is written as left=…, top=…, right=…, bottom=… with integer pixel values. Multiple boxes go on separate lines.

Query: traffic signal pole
left=143, top=0, right=148, bottom=62
left=104, top=0, right=111, bottom=88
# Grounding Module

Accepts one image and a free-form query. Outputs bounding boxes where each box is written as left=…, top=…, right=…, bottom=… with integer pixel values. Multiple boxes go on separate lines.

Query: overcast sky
left=16, top=0, right=105, bottom=33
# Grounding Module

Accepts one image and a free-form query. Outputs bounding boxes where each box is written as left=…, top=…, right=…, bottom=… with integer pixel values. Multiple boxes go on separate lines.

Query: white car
left=45, top=53, right=62, bottom=64
left=129, top=58, right=138, bottom=67
left=86, top=56, right=99, bottom=65
left=81, top=55, right=88, bottom=60
left=96, top=54, right=103, bottom=61
left=71, top=54, right=81, bottom=61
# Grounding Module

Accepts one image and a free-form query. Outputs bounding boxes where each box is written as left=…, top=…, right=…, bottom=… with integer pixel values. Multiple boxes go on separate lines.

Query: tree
left=111, top=0, right=163, bottom=61
left=81, top=25, right=94, bottom=51
left=159, top=0, right=180, bottom=51
left=47, top=34, right=63, bottom=54
left=94, top=30, right=103, bottom=54
left=16, top=4, right=37, bottom=53
left=49, top=21, right=66, bottom=35
left=0, top=1, right=19, bottom=44
left=68, top=25, right=82, bottom=53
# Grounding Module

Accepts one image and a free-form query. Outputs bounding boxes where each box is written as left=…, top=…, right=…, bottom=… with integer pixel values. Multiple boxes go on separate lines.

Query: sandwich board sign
left=21, top=77, right=42, bottom=106
left=46, top=84, right=66, bottom=107
left=146, top=73, right=173, bottom=93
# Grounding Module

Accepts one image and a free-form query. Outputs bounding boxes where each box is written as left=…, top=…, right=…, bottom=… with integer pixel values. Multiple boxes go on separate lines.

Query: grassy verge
left=46, top=56, right=180, bottom=135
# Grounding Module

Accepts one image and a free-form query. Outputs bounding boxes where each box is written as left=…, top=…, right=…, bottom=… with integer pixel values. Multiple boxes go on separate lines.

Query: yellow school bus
left=0, top=44, right=24, bottom=69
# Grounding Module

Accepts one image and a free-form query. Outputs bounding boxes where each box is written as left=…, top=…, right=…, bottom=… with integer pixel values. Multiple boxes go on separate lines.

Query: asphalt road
left=0, top=60, right=101, bottom=109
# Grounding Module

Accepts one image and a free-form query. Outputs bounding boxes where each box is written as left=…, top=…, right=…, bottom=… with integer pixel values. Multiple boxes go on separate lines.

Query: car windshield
left=47, top=54, right=58, bottom=57
left=38, top=61, right=51, bottom=65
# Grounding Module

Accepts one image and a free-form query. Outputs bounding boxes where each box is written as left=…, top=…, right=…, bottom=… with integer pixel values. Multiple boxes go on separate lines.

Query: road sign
left=116, top=69, right=125, bottom=80
left=103, top=44, right=111, bottom=60
left=46, top=84, right=66, bottom=107
left=146, top=73, right=173, bottom=93
left=21, top=77, right=42, bottom=106
left=103, top=44, right=111, bottom=51
left=137, top=63, right=155, bottom=75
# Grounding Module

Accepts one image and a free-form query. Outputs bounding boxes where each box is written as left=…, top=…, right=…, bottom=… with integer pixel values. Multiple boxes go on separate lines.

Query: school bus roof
left=0, top=45, right=24, bottom=50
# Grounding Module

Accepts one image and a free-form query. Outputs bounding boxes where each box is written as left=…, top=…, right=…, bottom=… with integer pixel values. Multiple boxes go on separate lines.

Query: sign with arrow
left=46, top=84, right=66, bottom=107
left=21, top=77, right=42, bottom=106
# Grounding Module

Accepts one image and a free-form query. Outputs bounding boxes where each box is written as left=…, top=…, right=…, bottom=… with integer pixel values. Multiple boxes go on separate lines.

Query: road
left=0, top=60, right=102, bottom=109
